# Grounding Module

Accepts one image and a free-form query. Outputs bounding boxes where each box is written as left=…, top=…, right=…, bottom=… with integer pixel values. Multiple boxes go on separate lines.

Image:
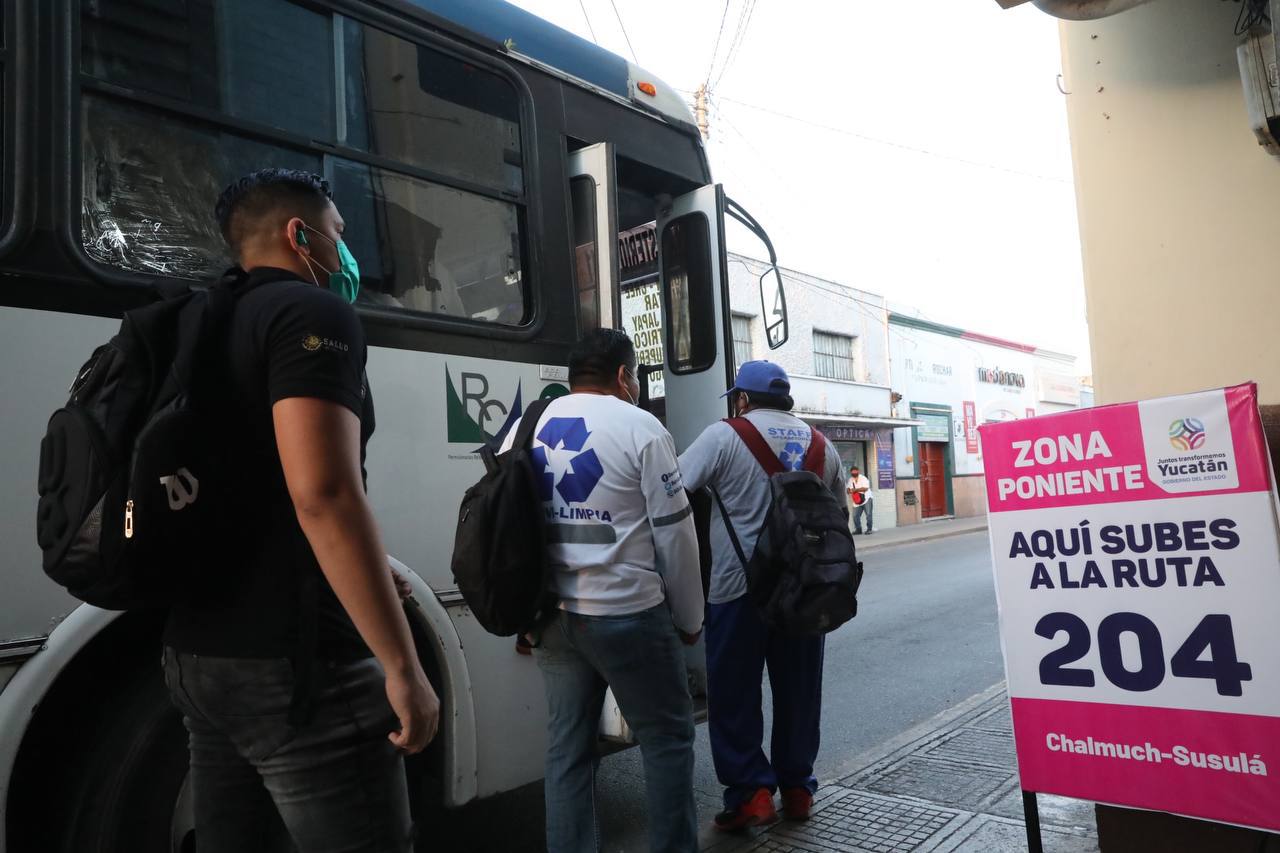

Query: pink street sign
left=979, top=383, right=1280, bottom=833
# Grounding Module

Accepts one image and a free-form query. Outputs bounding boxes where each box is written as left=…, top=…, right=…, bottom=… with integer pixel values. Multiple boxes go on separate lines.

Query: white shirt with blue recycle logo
left=499, top=392, right=704, bottom=635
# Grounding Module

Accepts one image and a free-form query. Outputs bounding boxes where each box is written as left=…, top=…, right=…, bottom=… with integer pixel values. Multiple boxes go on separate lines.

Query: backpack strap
left=514, top=397, right=554, bottom=450
left=708, top=486, right=749, bottom=572
left=803, top=428, right=829, bottom=477
left=723, top=417, right=785, bottom=476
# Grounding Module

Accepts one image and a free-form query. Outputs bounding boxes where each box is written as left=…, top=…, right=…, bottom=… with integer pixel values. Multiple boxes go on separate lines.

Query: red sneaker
left=713, top=788, right=778, bottom=832
left=781, top=787, right=813, bottom=821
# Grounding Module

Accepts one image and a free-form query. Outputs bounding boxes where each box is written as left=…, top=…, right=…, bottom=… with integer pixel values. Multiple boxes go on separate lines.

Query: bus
left=0, top=1, right=787, bottom=850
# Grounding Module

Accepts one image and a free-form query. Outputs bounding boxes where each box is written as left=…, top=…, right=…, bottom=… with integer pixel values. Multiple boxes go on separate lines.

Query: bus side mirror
left=725, top=195, right=788, bottom=349
left=759, top=266, right=788, bottom=349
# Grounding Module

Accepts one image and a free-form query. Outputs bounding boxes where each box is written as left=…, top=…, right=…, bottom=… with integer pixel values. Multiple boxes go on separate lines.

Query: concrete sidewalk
left=705, top=684, right=1100, bottom=853
left=856, top=516, right=989, bottom=552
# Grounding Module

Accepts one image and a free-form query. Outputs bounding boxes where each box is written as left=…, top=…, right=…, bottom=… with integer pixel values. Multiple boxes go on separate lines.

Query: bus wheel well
left=6, top=609, right=168, bottom=852
left=6, top=605, right=450, bottom=851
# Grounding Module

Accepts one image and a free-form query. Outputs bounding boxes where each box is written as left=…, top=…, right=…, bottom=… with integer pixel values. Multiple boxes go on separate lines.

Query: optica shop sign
left=979, top=383, right=1280, bottom=832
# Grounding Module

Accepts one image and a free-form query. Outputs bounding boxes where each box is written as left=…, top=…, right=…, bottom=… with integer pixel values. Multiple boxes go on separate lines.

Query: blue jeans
left=535, top=605, right=698, bottom=853
left=162, top=648, right=412, bottom=853
left=705, top=595, right=824, bottom=810
left=853, top=500, right=874, bottom=533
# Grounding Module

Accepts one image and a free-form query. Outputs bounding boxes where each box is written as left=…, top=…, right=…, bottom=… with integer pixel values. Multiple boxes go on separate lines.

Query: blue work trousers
left=705, top=594, right=824, bottom=810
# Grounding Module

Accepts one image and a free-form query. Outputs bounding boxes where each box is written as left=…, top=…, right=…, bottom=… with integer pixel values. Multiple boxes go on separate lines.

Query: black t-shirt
left=164, top=267, right=375, bottom=660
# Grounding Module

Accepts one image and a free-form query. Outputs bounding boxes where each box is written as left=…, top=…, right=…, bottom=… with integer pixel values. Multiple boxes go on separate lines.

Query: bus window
left=81, top=96, right=320, bottom=278
left=331, top=160, right=526, bottom=324
left=660, top=214, right=715, bottom=373
left=569, top=177, right=600, bottom=331
left=81, top=0, right=335, bottom=142
left=341, top=21, right=523, bottom=197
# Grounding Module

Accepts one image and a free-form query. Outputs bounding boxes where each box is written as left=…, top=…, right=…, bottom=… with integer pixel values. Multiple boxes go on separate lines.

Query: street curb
left=821, top=681, right=1008, bottom=784
left=857, top=522, right=989, bottom=552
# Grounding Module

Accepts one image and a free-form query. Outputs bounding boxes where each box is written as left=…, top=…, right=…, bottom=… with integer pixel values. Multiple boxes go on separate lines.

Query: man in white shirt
left=847, top=465, right=874, bottom=535
left=501, top=329, right=703, bottom=853
left=679, top=361, right=846, bottom=831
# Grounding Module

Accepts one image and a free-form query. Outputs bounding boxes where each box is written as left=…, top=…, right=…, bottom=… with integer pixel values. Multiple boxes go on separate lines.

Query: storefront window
left=813, top=330, right=857, bottom=381
left=732, top=314, right=753, bottom=372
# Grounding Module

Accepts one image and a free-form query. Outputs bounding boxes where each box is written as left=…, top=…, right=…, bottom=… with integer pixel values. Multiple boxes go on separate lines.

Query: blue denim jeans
left=853, top=500, right=874, bottom=533
left=535, top=605, right=698, bottom=853
left=162, top=648, right=413, bottom=853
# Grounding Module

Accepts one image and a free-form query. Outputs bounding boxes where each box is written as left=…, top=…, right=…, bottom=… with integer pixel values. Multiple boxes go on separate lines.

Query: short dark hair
left=214, top=169, right=333, bottom=256
left=569, top=329, right=636, bottom=387
left=744, top=389, right=794, bottom=411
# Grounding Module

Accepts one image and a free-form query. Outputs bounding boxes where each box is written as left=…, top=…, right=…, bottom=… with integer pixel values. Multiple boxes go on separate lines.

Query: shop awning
left=795, top=412, right=926, bottom=429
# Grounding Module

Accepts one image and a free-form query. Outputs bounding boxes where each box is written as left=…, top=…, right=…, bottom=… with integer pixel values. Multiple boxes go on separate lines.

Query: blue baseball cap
left=724, top=360, right=791, bottom=398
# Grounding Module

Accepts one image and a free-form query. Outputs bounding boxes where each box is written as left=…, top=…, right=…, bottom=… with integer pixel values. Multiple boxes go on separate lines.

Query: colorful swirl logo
left=1168, top=418, right=1206, bottom=451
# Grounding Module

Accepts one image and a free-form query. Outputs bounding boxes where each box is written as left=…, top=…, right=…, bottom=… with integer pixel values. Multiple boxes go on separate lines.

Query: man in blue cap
left=678, top=361, right=847, bottom=831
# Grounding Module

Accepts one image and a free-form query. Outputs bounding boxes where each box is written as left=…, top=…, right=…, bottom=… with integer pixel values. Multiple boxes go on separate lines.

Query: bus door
left=656, top=186, right=788, bottom=452
left=566, top=143, right=620, bottom=332
left=655, top=185, right=731, bottom=452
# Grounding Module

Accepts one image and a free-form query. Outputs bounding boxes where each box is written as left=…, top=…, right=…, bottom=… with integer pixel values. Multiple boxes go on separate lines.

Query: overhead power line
left=705, top=1, right=733, bottom=83
left=715, top=95, right=1072, bottom=185
left=712, top=0, right=757, bottom=89
left=578, top=0, right=598, bottom=42
left=609, top=0, right=640, bottom=64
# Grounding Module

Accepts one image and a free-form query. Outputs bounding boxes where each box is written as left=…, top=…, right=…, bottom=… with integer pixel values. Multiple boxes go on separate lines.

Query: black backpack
left=35, top=274, right=253, bottom=609
left=451, top=396, right=558, bottom=636
left=710, top=418, right=863, bottom=634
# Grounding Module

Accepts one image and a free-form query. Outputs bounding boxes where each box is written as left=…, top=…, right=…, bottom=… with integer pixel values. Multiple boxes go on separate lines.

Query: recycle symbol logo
left=531, top=417, right=605, bottom=504
left=778, top=441, right=807, bottom=472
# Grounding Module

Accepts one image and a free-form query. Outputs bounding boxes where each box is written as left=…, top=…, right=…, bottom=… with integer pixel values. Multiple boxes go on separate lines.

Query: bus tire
left=53, top=657, right=192, bottom=853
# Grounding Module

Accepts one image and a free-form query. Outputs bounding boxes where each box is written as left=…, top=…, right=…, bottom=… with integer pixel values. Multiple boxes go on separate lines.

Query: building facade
left=888, top=312, right=1084, bottom=525
left=728, top=255, right=919, bottom=531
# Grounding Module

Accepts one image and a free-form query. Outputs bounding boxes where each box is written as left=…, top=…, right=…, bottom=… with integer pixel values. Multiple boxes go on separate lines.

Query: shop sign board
left=875, top=431, right=895, bottom=490
left=979, top=383, right=1280, bottom=833
left=827, top=426, right=877, bottom=442
left=978, top=366, right=1027, bottom=388
left=963, top=401, right=979, bottom=454
left=917, top=412, right=951, bottom=443
left=1039, top=369, right=1083, bottom=406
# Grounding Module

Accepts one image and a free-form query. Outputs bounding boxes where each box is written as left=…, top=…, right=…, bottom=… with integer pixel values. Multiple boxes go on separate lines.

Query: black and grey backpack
left=35, top=273, right=254, bottom=609
left=711, top=417, right=863, bottom=634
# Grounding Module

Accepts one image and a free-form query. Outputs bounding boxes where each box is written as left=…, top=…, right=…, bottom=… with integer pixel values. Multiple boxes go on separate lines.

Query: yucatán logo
left=532, top=417, right=611, bottom=525
left=158, top=467, right=199, bottom=510
left=1168, top=418, right=1207, bottom=451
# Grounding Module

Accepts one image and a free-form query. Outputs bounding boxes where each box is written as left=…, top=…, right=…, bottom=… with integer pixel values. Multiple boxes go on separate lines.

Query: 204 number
left=1035, top=612, right=1253, bottom=697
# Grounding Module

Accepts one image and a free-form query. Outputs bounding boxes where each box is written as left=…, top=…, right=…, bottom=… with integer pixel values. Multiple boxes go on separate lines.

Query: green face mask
left=302, top=225, right=361, bottom=304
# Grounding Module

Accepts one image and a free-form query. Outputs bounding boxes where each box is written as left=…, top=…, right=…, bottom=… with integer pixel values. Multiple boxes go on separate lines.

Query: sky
left=507, top=0, right=1092, bottom=373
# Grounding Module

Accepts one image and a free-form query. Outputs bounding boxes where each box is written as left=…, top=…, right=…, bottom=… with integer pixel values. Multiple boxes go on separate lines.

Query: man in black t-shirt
left=162, top=169, right=437, bottom=853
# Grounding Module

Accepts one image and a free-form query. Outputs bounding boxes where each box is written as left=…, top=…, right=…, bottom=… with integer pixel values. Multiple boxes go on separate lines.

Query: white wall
left=889, top=318, right=1077, bottom=477
left=1059, top=0, right=1280, bottom=406
left=727, top=254, right=891, bottom=417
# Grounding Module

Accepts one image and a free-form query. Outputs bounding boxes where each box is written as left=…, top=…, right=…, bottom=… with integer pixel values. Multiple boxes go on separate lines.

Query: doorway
left=918, top=441, right=948, bottom=518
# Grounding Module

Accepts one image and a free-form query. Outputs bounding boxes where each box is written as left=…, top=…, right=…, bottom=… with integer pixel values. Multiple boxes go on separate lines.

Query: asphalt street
left=424, top=530, right=1006, bottom=852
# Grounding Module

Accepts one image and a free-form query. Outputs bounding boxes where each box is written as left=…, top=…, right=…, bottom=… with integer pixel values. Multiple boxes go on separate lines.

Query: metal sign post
left=1022, top=790, right=1044, bottom=853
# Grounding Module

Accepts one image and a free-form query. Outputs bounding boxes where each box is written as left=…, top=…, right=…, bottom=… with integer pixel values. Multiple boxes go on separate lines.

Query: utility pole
left=694, top=83, right=710, bottom=140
